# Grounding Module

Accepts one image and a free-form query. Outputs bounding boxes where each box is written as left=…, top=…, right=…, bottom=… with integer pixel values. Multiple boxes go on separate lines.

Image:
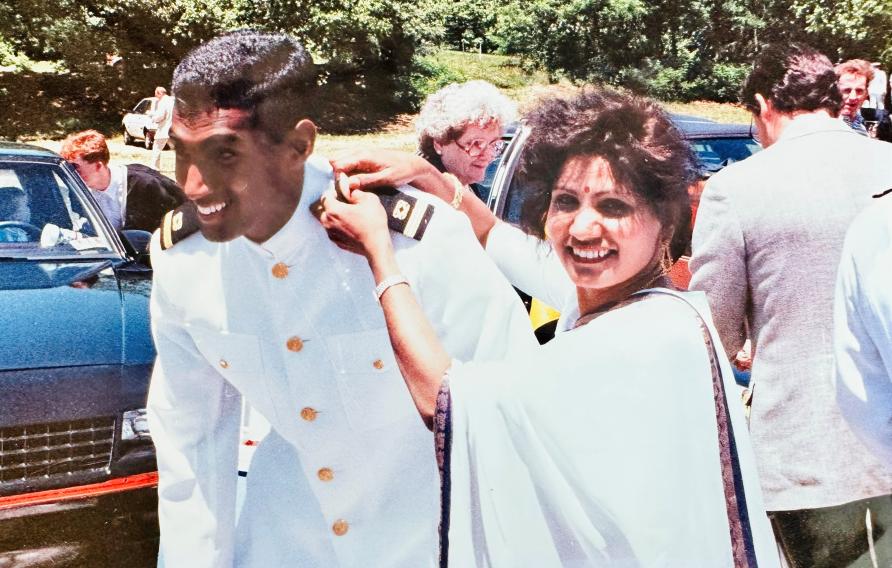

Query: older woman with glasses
left=319, top=88, right=779, bottom=566
left=416, top=80, right=517, bottom=201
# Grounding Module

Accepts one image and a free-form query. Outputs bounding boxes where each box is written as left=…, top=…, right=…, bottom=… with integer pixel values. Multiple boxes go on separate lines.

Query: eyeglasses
left=454, top=138, right=506, bottom=158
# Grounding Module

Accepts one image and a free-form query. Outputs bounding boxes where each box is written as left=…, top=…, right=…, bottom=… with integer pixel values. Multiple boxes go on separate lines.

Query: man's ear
left=432, top=139, right=443, bottom=155
left=287, top=119, right=317, bottom=158
left=755, top=93, right=772, bottom=119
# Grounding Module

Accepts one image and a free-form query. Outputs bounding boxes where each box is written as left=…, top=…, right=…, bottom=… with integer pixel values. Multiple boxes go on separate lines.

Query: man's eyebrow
left=170, top=133, right=241, bottom=147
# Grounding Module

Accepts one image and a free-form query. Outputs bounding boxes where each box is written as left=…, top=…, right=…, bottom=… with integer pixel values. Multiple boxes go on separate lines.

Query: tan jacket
left=690, top=113, right=892, bottom=511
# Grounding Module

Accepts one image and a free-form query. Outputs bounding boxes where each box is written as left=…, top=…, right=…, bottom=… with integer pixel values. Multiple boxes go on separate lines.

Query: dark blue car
left=0, top=142, right=157, bottom=566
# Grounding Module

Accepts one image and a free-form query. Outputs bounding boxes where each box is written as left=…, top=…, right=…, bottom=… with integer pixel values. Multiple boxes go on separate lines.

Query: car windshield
left=134, top=99, right=153, bottom=114
left=691, top=137, right=761, bottom=175
left=0, top=161, right=115, bottom=259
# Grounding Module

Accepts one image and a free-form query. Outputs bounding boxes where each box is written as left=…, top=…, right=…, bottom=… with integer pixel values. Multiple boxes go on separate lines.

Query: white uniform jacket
left=147, top=156, right=537, bottom=567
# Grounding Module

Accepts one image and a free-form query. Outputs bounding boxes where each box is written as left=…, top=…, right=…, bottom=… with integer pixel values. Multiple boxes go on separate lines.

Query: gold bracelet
left=442, top=172, right=465, bottom=210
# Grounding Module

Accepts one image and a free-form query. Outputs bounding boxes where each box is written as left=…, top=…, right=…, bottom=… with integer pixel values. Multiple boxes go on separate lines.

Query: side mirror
left=121, top=229, right=152, bottom=267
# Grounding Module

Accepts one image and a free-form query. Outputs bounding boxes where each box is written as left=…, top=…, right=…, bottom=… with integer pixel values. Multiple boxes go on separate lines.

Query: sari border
left=434, top=376, right=452, bottom=568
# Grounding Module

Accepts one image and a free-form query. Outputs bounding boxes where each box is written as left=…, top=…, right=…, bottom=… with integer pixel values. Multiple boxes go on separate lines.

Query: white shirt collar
left=109, top=163, right=127, bottom=194
left=240, top=156, right=333, bottom=262
left=777, top=112, right=852, bottom=143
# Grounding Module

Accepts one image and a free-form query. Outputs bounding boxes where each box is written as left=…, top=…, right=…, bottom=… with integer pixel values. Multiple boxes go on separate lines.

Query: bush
left=0, top=40, right=29, bottom=71
left=395, top=53, right=466, bottom=109
left=703, top=63, right=750, bottom=102
left=624, top=59, right=749, bottom=103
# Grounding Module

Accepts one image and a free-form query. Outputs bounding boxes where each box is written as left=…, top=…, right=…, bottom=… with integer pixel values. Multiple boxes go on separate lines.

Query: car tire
left=123, top=127, right=134, bottom=146
left=143, top=130, right=154, bottom=150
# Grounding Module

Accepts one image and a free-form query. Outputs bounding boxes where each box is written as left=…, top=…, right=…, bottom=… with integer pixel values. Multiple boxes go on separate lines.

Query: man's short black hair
left=741, top=43, right=842, bottom=116
left=172, top=30, right=317, bottom=141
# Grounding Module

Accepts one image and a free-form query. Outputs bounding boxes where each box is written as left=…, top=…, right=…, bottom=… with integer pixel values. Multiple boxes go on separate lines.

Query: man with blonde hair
left=836, top=58, right=874, bottom=135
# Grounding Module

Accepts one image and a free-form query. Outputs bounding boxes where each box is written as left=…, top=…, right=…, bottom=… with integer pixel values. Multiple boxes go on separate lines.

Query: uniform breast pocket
left=326, top=329, right=416, bottom=430
left=187, top=326, right=266, bottom=395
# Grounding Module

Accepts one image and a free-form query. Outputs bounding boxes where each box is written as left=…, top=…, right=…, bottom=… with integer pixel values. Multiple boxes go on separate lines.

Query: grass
left=420, top=50, right=550, bottom=92
left=661, top=100, right=751, bottom=124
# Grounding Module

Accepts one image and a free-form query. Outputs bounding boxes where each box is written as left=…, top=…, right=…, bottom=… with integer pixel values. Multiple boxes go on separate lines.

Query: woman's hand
left=314, top=177, right=391, bottom=260
left=328, top=146, right=499, bottom=246
left=329, top=149, right=453, bottom=202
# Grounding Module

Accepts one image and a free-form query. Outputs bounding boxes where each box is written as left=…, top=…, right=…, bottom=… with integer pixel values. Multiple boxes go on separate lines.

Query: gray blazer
left=690, top=113, right=892, bottom=511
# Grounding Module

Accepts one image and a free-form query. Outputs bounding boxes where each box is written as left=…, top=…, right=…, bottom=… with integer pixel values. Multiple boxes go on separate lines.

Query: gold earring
left=660, top=240, right=673, bottom=275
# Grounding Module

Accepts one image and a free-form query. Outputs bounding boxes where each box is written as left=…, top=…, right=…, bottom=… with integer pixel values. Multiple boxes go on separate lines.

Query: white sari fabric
left=438, top=290, right=780, bottom=567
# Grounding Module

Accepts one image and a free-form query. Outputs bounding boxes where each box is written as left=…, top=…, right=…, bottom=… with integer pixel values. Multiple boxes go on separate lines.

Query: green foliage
left=440, top=0, right=500, bottom=53
left=488, top=0, right=892, bottom=100
left=2, top=0, right=892, bottom=130
left=403, top=53, right=467, bottom=106
left=0, top=39, right=29, bottom=71
left=235, top=0, right=444, bottom=71
left=422, top=50, right=545, bottom=89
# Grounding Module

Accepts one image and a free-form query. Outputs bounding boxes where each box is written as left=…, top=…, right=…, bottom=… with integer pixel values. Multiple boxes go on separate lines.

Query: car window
left=134, top=99, right=153, bottom=114
left=0, top=162, right=114, bottom=257
left=502, top=173, right=529, bottom=226
left=491, top=140, right=531, bottom=227
left=473, top=155, right=503, bottom=203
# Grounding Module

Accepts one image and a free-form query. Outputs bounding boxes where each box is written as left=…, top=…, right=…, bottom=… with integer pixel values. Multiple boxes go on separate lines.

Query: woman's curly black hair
left=517, top=87, right=697, bottom=262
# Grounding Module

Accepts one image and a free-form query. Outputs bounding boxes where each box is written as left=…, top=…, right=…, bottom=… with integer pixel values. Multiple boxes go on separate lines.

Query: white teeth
left=572, top=248, right=611, bottom=260
left=197, top=201, right=227, bottom=215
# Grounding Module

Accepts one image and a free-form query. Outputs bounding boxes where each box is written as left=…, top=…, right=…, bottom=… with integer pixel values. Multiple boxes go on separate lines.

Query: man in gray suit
left=690, top=43, right=892, bottom=567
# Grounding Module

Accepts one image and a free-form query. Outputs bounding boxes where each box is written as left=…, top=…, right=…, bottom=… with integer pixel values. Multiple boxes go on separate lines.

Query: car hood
left=0, top=260, right=125, bottom=370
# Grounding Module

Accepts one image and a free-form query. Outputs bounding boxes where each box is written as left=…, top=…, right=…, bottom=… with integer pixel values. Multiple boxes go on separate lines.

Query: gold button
left=219, top=359, right=229, bottom=369
left=286, top=336, right=304, bottom=352
left=317, top=467, right=334, bottom=482
left=372, top=359, right=384, bottom=370
left=332, top=519, right=349, bottom=536
left=300, top=407, right=317, bottom=421
left=271, top=262, right=289, bottom=279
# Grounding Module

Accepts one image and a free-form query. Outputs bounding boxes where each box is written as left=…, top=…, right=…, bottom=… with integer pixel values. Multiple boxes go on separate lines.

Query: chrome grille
left=0, top=417, right=115, bottom=484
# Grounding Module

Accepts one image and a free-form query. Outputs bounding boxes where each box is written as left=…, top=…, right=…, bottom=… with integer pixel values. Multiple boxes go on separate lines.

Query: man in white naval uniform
left=148, top=31, right=536, bottom=567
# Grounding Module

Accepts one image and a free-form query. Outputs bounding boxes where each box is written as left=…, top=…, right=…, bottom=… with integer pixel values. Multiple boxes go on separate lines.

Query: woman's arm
left=316, top=184, right=449, bottom=428
left=329, top=149, right=500, bottom=246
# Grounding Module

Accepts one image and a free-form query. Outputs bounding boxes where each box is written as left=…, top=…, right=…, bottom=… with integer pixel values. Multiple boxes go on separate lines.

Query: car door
left=123, top=98, right=155, bottom=138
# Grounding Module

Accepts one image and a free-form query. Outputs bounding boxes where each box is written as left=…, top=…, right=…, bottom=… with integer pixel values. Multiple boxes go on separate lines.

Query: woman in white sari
left=317, top=88, right=779, bottom=567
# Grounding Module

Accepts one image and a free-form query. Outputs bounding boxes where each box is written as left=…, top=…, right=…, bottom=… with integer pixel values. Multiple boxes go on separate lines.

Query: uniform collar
left=777, top=112, right=852, bottom=144
left=241, top=156, right=332, bottom=261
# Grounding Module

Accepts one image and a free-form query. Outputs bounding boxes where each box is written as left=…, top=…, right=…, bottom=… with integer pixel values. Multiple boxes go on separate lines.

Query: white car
left=122, top=97, right=158, bottom=149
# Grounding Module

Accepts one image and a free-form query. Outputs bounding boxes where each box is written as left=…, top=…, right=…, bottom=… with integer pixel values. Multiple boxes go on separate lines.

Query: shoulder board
left=873, top=187, right=892, bottom=199
left=377, top=186, right=435, bottom=241
left=311, top=186, right=435, bottom=241
left=159, top=202, right=200, bottom=250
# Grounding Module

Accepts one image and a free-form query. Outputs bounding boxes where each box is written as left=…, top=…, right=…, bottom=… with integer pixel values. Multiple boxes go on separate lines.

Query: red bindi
left=583, top=187, right=590, bottom=193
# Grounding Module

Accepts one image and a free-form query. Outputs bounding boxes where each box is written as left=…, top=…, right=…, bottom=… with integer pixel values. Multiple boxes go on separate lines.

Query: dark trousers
left=771, top=494, right=892, bottom=568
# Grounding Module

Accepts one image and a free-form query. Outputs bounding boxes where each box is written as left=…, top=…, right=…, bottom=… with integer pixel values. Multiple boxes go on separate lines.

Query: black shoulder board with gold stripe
left=873, top=187, right=892, bottom=199
left=376, top=186, right=434, bottom=241
left=159, top=202, right=200, bottom=250
left=311, top=186, right=435, bottom=241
